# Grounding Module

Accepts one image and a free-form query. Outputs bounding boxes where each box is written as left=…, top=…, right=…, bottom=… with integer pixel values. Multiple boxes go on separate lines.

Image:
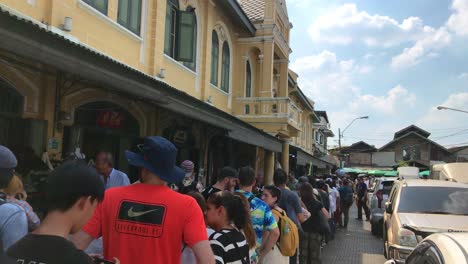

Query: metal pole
left=338, top=128, right=342, bottom=168
left=439, top=107, right=468, bottom=114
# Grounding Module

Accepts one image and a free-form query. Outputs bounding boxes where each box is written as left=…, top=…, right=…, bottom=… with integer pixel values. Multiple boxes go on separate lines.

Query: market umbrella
left=419, top=170, right=430, bottom=177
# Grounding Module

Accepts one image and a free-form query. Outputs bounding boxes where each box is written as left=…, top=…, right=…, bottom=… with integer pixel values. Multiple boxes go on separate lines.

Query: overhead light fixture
left=60, top=17, right=73, bottom=32
left=158, top=68, right=166, bottom=79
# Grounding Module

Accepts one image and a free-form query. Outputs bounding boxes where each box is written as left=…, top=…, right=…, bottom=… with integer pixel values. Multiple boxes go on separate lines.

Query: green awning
left=383, top=171, right=398, bottom=177
left=368, top=170, right=391, bottom=176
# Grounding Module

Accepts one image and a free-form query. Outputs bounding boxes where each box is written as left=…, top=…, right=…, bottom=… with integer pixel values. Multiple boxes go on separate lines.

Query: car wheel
left=383, top=226, right=388, bottom=259
left=371, top=223, right=377, bottom=236
left=377, top=220, right=383, bottom=237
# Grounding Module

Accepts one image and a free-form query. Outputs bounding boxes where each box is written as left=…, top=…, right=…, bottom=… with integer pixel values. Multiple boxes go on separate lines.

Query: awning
left=227, top=130, right=282, bottom=152
left=296, top=149, right=312, bottom=166
left=312, top=157, right=328, bottom=169
left=0, top=7, right=281, bottom=151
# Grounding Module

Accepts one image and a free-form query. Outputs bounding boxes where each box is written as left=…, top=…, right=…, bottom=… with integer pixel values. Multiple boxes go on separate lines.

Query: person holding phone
left=7, top=160, right=119, bottom=264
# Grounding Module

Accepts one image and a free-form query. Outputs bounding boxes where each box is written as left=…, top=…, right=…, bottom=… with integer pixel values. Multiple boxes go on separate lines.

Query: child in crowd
left=5, top=175, right=40, bottom=231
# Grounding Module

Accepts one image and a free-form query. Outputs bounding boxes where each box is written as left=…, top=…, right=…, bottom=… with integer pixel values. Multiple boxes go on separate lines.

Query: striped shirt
left=209, top=229, right=249, bottom=264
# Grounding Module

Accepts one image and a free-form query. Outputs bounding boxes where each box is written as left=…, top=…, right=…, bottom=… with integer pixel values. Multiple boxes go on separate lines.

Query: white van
left=435, top=163, right=468, bottom=183
left=397, top=167, right=420, bottom=180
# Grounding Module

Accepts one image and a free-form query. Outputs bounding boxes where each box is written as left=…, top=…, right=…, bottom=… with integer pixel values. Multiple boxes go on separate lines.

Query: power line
left=431, top=129, right=468, bottom=140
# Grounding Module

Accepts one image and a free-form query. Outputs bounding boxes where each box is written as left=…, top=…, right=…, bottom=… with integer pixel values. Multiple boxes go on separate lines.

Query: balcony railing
left=233, top=97, right=302, bottom=129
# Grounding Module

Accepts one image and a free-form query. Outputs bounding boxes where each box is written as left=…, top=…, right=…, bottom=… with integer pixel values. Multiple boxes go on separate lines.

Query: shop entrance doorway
left=64, top=101, right=141, bottom=181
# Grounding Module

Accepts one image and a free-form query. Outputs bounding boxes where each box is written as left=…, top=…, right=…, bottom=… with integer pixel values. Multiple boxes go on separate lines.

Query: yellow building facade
left=0, top=0, right=330, bottom=186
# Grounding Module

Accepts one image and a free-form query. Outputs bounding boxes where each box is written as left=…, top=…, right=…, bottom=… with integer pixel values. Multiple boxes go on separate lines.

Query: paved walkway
left=322, top=205, right=387, bottom=264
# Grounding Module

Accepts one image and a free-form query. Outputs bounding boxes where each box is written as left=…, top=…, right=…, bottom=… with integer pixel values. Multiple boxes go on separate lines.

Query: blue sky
left=287, top=0, right=468, bottom=149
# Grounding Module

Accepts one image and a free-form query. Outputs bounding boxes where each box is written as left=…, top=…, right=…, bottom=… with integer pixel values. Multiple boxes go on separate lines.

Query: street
left=323, top=205, right=386, bottom=264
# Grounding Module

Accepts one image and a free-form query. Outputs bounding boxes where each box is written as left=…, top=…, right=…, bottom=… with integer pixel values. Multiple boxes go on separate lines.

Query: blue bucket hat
left=125, top=136, right=184, bottom=183
left=0, top=145, right=17, bottom=187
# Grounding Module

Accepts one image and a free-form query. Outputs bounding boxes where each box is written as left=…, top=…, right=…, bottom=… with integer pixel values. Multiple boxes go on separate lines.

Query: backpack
left=272, top=209, right=299, bottom=257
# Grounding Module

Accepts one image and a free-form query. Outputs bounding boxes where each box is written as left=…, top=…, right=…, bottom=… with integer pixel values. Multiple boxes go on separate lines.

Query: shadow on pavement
left=322, top=205, right=387, bottom=264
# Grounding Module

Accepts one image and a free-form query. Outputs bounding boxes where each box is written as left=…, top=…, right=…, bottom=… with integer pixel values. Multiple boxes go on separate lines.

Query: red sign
left=97, top=111, right=123, bottom=129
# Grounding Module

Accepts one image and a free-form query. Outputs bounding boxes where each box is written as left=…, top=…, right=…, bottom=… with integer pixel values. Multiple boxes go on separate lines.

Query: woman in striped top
left=206, top=191, right=256, bottom=264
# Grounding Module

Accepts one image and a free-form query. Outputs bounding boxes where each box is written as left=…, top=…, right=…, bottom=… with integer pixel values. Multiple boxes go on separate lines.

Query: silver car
left=383, top=180, right=468, bottom=263
left=385, top=233, right=468, bottom=264
left=367, top=177, right=396, bottom=236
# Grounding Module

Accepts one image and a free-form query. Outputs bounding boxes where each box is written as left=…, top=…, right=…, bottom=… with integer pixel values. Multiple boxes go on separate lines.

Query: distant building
left=379, top=125, right=452, bottom=168
left=449, top=146, right=468, bottom=162
left=332, top=141, right=394, bottom=168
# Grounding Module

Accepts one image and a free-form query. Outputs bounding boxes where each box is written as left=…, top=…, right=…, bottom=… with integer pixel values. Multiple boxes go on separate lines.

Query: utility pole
left=338, top=128, right=342, bottom=168
left=338, top=116, right=369, bottom=168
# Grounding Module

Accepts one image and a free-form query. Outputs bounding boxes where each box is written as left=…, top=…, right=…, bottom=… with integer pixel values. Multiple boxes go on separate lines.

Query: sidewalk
left=322, top=205, right=386, bottom=264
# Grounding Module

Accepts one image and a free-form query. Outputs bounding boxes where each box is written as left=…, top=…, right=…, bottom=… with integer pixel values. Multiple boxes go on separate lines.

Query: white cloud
left=417, top=93, right=468, bottom=144
left=447, top=0, right=468, bottom=36
left=350, top=85, right=417, bottom=114
left=356, top=65, right=374, bottom=74
left=458, top=72, right=468, bottom=79
left=290, top=50, right=371, bottom=106
left=391, top=27, right=452, bottom=69
left=287, top=0, right=312, bottom=8
left=308, top=4, right=434, bottom=47
left=290, top=50, right=338, bottom=72
left=291, top=50, right=417, bottom=146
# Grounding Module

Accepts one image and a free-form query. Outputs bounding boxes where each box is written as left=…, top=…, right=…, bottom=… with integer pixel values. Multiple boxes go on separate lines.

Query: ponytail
left=233, top=193, right=256, bottom=249
left=208, top=191, right=257, bottom=249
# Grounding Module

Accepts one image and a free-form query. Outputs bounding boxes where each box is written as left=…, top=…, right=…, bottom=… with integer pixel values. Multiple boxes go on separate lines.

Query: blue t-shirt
left=279, top=188, right=303, bottom=230
left=0, top=200, right=28, bottom=251
left=102, top=168, right=130, bottom=190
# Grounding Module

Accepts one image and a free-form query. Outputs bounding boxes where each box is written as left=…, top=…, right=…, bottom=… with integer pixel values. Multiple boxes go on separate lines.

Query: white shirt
left=329, top=187, right=340, bottom=214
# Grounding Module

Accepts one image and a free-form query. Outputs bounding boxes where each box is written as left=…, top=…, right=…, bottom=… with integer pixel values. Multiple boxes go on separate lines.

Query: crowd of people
left=0, top=137, right=369, bottom=264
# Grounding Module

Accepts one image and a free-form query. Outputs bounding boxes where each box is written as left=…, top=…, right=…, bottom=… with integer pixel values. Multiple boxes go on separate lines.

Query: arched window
left=210, top=31, right=219, bottom=85
left=221, top=42, right=230, bottom=93
left=182, top=7, right=197, bottom=71
left=245, top=61, right=252, bottom=97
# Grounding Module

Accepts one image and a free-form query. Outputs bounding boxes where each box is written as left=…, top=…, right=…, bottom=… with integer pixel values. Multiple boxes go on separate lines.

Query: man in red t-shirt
left=72, top=136, right=215, bottom=264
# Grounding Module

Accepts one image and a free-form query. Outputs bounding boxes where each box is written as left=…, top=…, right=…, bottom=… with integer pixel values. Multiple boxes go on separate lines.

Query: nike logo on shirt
left=127, top=207, right=160, bottom=218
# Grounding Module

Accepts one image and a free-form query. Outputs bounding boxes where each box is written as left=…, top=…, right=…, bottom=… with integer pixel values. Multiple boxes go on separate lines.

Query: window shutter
left=164, top=4, right=173, bottom=55
left=176, top=10, right=195, bottom=62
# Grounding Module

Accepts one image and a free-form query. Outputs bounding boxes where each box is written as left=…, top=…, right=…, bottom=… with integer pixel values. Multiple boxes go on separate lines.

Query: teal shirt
left=237, top=190, right=277, bottom=247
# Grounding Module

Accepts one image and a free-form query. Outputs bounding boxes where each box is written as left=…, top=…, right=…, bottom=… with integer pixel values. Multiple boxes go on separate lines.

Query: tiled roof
left=237, top=0, right=265, bottom=21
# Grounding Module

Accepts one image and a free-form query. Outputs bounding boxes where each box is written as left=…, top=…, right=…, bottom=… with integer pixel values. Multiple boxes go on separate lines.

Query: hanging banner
left=96, top=111, right=123, bottom=129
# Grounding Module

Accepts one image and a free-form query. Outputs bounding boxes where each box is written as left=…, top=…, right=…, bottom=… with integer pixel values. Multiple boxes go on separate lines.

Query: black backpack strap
left=0, top=192, right=7, bottom=206
left=248, top=195, right=255, bottom=203
left=232, top=236, right=249, bottom=264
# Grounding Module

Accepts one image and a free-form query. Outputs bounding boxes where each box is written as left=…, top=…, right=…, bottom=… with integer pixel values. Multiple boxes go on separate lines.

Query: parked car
left=367, top=177, right=396, bottom=236
left=385, top=233, right=468, bottom=264
left=383, top=179, right=468, bottom=263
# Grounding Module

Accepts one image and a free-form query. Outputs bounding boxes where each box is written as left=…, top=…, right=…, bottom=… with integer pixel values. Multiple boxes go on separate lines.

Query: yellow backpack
left=272, top=209, right=299, bottom=257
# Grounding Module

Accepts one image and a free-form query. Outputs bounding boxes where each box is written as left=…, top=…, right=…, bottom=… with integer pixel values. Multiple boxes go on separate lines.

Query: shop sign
left=48, top=138, right=60, bottom=151
left=97, top=111, right=123, bottom=129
